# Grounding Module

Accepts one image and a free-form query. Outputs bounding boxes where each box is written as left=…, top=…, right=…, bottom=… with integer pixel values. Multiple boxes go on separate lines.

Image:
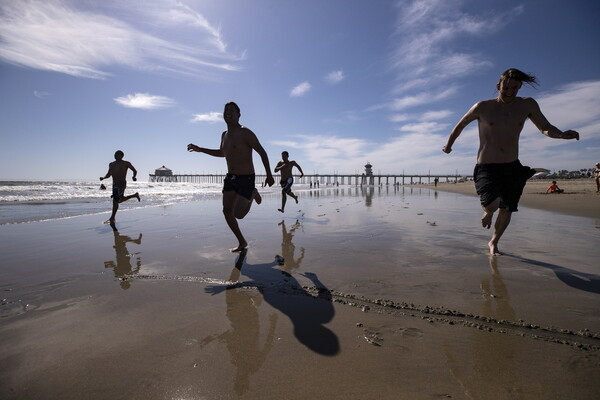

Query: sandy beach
left=1, top=186, right=599, bottom=399
left=424, top=178, right=600, bottom=220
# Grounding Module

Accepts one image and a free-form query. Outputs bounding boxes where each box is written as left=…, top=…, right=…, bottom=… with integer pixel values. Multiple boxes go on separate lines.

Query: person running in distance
left=274, top=151, right=304, bottom=213
left=442, top=68, right=579, bottom=256
left=187, top=102, right=274, bottom=252
left=100, top=150, right=140, bottom=223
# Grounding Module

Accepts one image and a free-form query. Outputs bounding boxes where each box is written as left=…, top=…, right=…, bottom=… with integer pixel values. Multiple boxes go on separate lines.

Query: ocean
left=0, top=180, right=282, bottom=225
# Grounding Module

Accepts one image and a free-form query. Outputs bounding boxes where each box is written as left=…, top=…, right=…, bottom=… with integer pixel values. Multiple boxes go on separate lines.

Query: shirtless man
left=100, top=150, right=140, bottom=223
left=443, top=68, right=579, bottom=256
left=187, top=102, right=274, bottom=252
left=274, top=151, right=304, bottom=213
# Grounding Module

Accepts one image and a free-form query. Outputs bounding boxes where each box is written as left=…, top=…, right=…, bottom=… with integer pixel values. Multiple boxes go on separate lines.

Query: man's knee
left=483, top=197, right=500, bottom=213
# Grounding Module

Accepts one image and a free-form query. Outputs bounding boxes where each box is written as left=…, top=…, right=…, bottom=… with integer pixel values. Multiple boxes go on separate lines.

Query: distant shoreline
left=416, top=178, right=600, bottom=219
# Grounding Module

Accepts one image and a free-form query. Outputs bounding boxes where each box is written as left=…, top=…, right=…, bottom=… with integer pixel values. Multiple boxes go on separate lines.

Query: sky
left=1, top=0, right=599, bottom=181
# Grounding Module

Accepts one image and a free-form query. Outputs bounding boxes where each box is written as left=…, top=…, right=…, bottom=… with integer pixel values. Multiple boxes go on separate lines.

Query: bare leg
left=596, top=177, right=599, bottom=192
left=234, top=189, right=261, bottom=220
left=109, top=201, right=119, bottom=222
left=120, top=192, right=140, bottom=202
left=481, top=198, right=500, bottom=229
left=223, top=191, right=248, bottom=252
left=289, top=191, right=299, bottom=204
left=488, top=208, right=512, bottom=256
left=279, top=190, right=287, bottom=213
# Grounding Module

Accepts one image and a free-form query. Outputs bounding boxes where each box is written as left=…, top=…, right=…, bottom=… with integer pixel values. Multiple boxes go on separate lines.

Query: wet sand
left=1, top=186, right=599, bottom=399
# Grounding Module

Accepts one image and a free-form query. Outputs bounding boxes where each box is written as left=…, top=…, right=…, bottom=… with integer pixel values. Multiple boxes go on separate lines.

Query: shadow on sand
left=507, top=254, right=600, bottom=294
left=207, top=250, right=339, bottom=356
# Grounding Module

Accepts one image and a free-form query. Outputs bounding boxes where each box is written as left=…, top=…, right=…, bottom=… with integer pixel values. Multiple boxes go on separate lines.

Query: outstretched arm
left=443, top=103, right=479, bottom=154
left=187, top=143, right=225, bottom=157
left=187, top=132, right=226, bottom=157
left=528, top=99, right=579, bottom=140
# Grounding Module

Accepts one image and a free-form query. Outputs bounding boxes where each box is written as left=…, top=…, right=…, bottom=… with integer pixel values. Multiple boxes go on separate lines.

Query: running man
left=442, top=68, right=579, bottom=256
left=100, top=150, right=140, bottom=223
left=274, top=151, right=304, bottom=213
left=187, top=102, right=274, bottom=252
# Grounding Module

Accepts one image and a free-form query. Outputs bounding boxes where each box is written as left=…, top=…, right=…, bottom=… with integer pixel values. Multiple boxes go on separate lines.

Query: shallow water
left=1, top=186, right=599, bottom=399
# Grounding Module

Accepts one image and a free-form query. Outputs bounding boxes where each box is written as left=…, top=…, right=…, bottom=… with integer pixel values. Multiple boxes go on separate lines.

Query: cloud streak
left=191, top=112, right=222, bottom=123
left=325, top=70, right=345, bottom=84
left=0, top=0, right=243, bottom=79
left=390, top=0, right=522, bottom=90
left=290, top=81, right=311, bottom=97
left=114, top=93, right=176, bottom=109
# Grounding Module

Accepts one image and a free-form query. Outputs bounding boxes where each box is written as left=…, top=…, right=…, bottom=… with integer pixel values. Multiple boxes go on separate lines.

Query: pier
left=148, top=173, right=472, bottom=185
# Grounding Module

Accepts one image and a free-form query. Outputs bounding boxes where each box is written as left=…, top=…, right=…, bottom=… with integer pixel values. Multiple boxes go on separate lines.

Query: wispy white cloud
left=0, top=0, right=243, bottom=79
left=290, top=81, right=311, bottom=97
left=420, top=110, right=453, bottom=121
left=325, top=70, right=345, bottom=84
left=191, top=112, right=222, bottom=123
left=114, top=93, right=176, bottom=109
left=391, top=87, right=457, bottom=111
left=397, top=121, right=450, bottom=133
left=33, top=90, right=50, bottom=98
left=389, top=0, right=522, bottom=91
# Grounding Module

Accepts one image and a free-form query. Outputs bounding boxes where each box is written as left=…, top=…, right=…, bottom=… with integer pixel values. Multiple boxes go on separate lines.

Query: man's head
left=114, top=150, right=124, bottom=160
left=496, top=69, right=537, bottom=102
left=282, top=151, right=289, bottom=160
left=497, top=68, right=537, bottom=87
left=223, top=102, right=241, bottom=124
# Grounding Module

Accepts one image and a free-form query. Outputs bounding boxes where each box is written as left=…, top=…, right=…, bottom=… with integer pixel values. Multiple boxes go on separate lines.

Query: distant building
left=362, top=162, right=374, bottom=186
left=154, top=166, right=173, bottom=176
left=150, top=166, right=176, bottom=182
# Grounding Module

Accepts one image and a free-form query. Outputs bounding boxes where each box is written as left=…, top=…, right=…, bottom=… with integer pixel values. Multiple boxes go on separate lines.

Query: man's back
left=109, top=160, right=132, bottom=184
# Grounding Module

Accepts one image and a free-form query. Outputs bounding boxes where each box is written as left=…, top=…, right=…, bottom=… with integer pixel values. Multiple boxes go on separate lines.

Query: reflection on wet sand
left=278, top=219, right=304, bottom=275
left=104, top=222, right=142, bottom=289
left=203, top=250, right=339, bottom=394
left=201, top=251, right=277, bottom=395
left=445, top=256, right=519, bottom=398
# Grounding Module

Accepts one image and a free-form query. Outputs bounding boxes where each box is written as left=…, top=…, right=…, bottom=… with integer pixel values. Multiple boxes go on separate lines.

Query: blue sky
left=1, top=0, right=599, bottom=180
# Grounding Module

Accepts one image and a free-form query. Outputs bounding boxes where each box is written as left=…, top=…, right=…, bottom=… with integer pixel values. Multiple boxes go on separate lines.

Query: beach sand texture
left=1, top=186, right=599, bottom=399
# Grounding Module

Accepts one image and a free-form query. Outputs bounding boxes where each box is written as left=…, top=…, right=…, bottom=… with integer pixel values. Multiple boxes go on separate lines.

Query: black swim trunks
left=280, top=177, right=293, bottom=192
left=473, top=160, right=536, bottom=212
left=111, top=182, right=126, bottom=202
left=223, top=173, right=255, bottom=200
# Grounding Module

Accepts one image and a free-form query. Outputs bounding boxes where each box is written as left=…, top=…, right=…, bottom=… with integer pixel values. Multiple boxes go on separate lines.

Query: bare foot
left=230, top=242, right=248, bottom=253
left=253, top=189, right=262, bottom=205
left=278, top=208, right=284, bottom=213
left=488, top=241, right=502, bottom=256
left=134, top=192, right=140, bottom=202
left=481, top=212, right=493, bottom=229
left=294, top=196, right=298, bottom=204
